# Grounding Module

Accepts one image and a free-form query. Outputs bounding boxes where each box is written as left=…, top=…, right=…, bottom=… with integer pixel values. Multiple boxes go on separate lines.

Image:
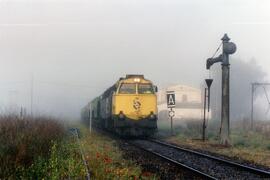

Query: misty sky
left=0, top=0, right=270, bottom=119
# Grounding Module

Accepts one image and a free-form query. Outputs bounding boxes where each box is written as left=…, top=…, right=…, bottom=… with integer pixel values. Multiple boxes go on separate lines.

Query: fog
left=0, top=0, right=270, bottom=119
left=211, top=58, right=268, bottom=121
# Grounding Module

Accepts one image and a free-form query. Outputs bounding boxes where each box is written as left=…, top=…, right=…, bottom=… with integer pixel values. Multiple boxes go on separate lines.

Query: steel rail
left=149, top=139, right=270, bottom=177
left=129, top=141, right=217, bottom=180
left=69, top=128, right=91, bottom=180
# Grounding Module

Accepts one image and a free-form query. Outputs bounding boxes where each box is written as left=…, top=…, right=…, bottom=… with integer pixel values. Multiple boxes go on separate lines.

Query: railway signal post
left=167, top=91, right=176, bottom=135
left=206, top=34, right=237, bottom=145
left=202, top=79, right=213, bottom=141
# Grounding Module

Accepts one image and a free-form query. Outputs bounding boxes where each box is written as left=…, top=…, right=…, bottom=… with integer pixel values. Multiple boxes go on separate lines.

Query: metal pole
left=220, top=53, right=230, bottom=145
left=170, top=107, right=173, bottom=135
left=89, top=104, right=92, bottom=134
left=251, top=83, right=254, bottom=130
left=203, top=88, right=207, bottom=141
left=220, top=34, right=234, bottom=145
left=206, top=34, right=236, bottom=145
left=207, top=87, right=210, bottom=112
left=250, top=82, right=270, bottom=130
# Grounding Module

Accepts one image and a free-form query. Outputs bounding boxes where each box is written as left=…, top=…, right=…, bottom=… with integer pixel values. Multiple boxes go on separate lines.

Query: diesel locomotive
left=81, top=74, right=158, bottom=137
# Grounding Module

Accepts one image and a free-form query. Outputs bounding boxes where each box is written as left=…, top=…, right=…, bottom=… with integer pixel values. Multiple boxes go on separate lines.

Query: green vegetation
left=0, top=116, right=157, bottom=179
left=0, top=116, right=86, bottom=179
left=77, top=126, right=158, bottom=179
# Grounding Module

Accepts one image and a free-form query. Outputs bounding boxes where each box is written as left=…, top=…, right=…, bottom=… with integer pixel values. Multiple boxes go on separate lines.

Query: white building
left=158, top=85, right=210, bottom=123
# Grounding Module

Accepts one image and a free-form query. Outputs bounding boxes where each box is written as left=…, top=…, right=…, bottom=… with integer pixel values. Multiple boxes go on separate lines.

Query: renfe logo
left=166, top=91, right=176, bottom=108
left=133, top=97, right=141, bottom=111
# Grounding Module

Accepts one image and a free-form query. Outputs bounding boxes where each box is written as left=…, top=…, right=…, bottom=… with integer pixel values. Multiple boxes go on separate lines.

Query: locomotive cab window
left=138, top=84, right=154, bottom=94
left=119, top=83, right=136, bottom=94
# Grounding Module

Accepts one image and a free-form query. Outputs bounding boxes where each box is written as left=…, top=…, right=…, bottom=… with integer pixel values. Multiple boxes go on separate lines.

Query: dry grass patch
left=165, top=131, right=270, bottom=168
left=158, top=119, right=270, bottom=167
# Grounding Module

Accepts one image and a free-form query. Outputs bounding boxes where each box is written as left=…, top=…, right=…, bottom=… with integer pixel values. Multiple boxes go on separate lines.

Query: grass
left=0, top=115, right=86, bottom=179
left=0, top=115, right=157, bottom=179
left=76, top=125, right=158, bottom=179
left=157, top=120, right=270, bottom=167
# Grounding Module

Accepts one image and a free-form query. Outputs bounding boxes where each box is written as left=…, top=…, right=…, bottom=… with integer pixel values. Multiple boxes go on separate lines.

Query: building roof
left=160, top=84, right=201, bottom=93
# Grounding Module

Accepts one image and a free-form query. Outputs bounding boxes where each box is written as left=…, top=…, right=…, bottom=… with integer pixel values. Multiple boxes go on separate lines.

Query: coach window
left=119, top=83, right=136, bottom=94
left=138, top=84, right=154, bottom=94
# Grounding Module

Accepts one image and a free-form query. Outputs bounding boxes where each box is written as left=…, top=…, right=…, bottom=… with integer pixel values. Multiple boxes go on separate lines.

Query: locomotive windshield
left=119, top=83, right=136, bottom=94
left=138, top=84, right=154, bottom=94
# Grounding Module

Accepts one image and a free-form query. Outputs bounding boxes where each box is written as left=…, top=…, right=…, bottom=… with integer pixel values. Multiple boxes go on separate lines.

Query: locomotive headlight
left=134, top=78, right=141, bottom=82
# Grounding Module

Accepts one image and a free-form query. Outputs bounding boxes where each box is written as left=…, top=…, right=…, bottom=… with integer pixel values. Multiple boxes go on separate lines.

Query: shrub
left=0, top=115, right=65, bottom=178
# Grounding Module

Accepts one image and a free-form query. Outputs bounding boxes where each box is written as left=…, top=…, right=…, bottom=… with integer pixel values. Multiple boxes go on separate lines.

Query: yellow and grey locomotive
left=81, top=74, right=158, bottom=137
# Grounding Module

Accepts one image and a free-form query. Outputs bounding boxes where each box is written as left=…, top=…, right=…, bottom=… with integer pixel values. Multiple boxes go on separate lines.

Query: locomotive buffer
left=167, top=91, right=176, bottom=135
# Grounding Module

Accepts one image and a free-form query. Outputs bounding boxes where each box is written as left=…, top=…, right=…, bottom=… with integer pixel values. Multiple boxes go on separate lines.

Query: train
left=81, top=74, right=158, bottom=137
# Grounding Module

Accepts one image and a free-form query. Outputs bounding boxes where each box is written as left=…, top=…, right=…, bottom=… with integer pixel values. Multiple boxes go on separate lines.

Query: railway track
left=130, top=139, right=270, bottom=179
left=69, top=128, right=91, bottom=180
